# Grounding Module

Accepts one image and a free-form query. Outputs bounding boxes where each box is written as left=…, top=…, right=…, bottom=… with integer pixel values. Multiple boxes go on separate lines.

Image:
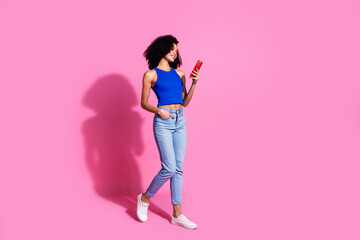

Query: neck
left=157, top=58, right=171, bottom=70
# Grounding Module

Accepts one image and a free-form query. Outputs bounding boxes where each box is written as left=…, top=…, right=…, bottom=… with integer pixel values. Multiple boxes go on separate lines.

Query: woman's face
left=164, top=43, right=178, bottom=62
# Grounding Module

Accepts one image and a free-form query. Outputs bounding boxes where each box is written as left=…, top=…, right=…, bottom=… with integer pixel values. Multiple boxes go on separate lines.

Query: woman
left=137, top=35, right=200, bottom=230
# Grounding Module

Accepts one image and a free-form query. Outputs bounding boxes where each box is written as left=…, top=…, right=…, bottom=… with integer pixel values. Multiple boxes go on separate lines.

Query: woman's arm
left=140, top=70, right=174, bottom=118
left=182, top=68, right=200, bottom=107
left=140, top=70, right=160, bottom=114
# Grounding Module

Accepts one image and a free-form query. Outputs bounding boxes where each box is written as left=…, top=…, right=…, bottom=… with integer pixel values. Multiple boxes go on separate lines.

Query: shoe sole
left=171, top=220, right=197, bottom=229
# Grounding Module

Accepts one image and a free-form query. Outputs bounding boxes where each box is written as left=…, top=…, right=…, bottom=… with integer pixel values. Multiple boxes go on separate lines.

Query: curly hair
left=143, top=34, right=182, bottom=70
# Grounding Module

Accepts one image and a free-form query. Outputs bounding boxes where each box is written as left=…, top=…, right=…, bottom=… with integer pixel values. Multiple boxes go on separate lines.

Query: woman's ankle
left=141, top=193, right=150, bottom=203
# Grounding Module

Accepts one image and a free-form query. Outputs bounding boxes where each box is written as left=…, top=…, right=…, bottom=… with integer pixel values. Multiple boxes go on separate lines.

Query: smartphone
left=190, top=60, right=203, bottom=77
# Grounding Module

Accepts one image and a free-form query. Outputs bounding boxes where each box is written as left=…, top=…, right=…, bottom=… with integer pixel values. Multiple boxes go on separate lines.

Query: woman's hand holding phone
left=190, top=60, right=202, bottom=84
left=190, top=68, right=200, bottom=84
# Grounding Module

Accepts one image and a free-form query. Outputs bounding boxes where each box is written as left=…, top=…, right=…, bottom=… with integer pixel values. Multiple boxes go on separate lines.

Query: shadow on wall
left=81, top=73, right=144, bottom=201
left=81, top=73, right=181, bottom=221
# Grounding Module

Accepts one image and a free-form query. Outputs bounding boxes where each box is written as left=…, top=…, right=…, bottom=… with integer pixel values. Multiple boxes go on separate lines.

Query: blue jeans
left=145, top=106, right=187, bottom=205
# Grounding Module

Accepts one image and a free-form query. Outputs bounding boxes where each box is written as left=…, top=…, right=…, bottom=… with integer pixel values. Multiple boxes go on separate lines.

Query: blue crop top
left=152, top=67, right=184, bottom=107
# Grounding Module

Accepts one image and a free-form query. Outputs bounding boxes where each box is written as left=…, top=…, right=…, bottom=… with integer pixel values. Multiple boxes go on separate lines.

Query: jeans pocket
left=156, top=114, right=171, bottom=120
left=162, top=115, right=172, bottom=120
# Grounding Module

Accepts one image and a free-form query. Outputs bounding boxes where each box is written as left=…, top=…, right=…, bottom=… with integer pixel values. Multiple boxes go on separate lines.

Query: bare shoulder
left=142, top=69, right=158, bottom=89
left=143, top=69, right=157, bottom=83
left=143, top=69, right=156, bottom=78
left=175, top=69, right=185, bottom=79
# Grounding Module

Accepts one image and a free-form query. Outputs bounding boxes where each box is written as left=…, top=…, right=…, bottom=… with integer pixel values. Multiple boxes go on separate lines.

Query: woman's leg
left=170, top=112, right=187, bottom=217
left=144, top=121, right=177, bottom=199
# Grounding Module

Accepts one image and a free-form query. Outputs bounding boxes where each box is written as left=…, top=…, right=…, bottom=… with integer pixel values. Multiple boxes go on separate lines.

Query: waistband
left=157, top=106, right=184, bottom=114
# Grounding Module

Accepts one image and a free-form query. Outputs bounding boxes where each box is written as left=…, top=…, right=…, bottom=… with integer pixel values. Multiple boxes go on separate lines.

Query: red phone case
left=190, top=60, right=203, bottom=77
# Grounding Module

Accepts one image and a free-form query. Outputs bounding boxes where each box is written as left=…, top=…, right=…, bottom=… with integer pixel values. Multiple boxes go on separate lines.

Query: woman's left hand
left=190, top=68, right=200, bottom=84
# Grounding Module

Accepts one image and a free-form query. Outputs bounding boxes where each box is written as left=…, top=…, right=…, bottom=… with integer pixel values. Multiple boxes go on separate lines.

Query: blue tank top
left=152, top=67, right=184, bottom=107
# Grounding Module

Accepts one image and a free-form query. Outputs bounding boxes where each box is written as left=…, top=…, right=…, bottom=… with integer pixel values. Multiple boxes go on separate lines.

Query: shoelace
left=141, top=206, right=147, bottom=215
left=175, top=214, right=186, bottom=221
left=139, top=201, right=149, bottom=215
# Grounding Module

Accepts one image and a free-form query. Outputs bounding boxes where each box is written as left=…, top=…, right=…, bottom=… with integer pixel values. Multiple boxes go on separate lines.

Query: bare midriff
left=159, top=103, right=183, bottom=109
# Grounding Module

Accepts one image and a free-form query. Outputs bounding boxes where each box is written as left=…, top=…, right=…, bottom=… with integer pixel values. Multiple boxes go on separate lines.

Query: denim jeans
left=145, top=106, right=187, bottom=205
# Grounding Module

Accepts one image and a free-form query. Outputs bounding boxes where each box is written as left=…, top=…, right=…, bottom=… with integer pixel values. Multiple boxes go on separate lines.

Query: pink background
left=1, top=0, right=360, bottom=239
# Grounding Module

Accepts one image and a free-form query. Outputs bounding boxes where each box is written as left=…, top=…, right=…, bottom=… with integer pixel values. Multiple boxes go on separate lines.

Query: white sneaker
left=137, top=193, right=149, bottom=222
left=171, top=214, right=198, bottom=229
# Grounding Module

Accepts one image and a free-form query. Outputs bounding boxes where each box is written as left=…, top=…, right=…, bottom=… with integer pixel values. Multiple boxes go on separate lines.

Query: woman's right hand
left=158, top=108, right=175, bottom=119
